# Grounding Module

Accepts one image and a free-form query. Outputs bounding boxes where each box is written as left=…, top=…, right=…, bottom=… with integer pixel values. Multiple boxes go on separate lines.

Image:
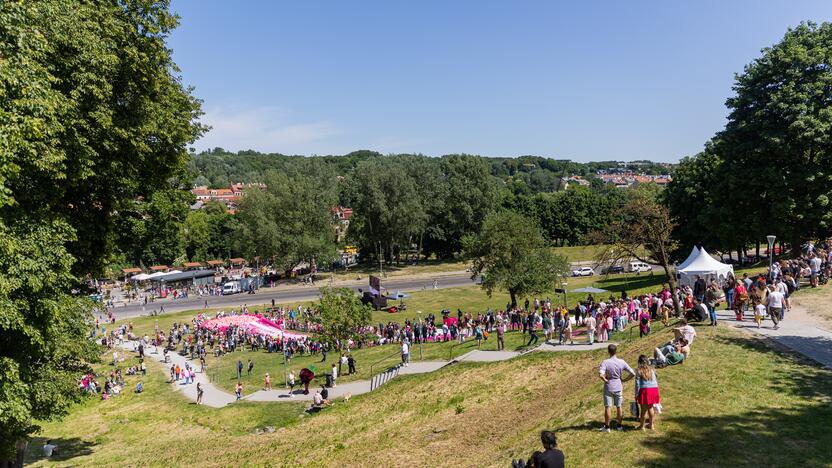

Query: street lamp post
left=417, top=310, right=423, bottom=361
left=767, top=235, right=776, bottom=281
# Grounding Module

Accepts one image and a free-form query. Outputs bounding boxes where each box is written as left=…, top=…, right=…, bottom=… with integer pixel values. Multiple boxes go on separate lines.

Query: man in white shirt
left=43, top=440, right=58, bottom=457
left=766, top=285, right=785, bottom=330
left=401, top=341, right=410, bottom=367
left=672, top=319, right=696, bottom=345
left=809, top=254, right=822, bottom=287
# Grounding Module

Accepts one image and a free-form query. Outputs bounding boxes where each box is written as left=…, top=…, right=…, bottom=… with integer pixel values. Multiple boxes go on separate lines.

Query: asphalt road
left=110, top=272, right=478, bottom=320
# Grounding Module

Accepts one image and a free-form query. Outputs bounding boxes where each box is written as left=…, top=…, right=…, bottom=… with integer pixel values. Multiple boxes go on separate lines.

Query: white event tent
left=677, top=247, right=734, bottom=287
left=676, top=246, right=700, bottom=271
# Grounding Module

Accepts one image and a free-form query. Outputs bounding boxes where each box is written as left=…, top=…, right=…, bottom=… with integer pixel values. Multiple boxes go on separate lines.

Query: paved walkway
left=534, top=341, right=614, bottom=353
left=121, top=341, right=235, bottom=408
left=715, top=309, right=832, bottom=368
left=122, top=338, right=617, bottom=408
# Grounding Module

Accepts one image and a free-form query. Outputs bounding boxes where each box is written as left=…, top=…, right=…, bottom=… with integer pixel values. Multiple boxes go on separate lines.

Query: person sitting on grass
left=653, top=339, right=689, bottom=366
left=42, top=440, right=58, bottom=458
left=512, top=431, right=564, bottom=468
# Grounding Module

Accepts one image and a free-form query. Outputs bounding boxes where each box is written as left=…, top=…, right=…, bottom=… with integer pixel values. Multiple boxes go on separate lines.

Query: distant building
left=332, top=206, right=353, bottom=242
left=190, top=182, right=264, bottom=212
left=558, top=175, right=590, bottom=190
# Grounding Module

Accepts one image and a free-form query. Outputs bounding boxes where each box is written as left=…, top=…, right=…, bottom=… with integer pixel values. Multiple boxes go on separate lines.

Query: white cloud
left=196, top=106, right=342, bottom=154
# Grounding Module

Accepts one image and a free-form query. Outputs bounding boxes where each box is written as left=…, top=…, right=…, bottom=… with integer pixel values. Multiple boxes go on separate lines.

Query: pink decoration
left=200, top=314, right=306, bottom=339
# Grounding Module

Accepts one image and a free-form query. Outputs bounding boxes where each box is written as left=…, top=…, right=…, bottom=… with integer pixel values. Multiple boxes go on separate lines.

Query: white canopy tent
left=677, top=247, right=734, bottom=287
left=676, top=246, right=700, bottom=271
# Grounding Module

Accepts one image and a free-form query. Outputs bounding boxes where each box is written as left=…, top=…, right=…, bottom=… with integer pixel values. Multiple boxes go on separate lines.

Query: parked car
left=571, top=267, right=595, bottom=277
left=602, top=265, right=625, bottom=275
left=628, top=262, right=653, bottom=273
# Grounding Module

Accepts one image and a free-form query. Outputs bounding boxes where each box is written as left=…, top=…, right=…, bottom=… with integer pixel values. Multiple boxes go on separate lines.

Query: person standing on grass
left=635, top=355, right=660, bottom=430
left=247, top=359, right=254, bottom=376
left=236, top=359, right=243, bottom=379
left=586, top=313, right=596, bottom=345
left=347, top=354, right=356, bottom=374
left=331, top=363, right=338, bottom=387
left=599, top=344, right=635, bottom=432
left=264, top=373, right=271, bottom=390
left=496, top=319, right=505, bottom=350
left=340, top=353, right=348, bottom=376
left=235, top=381, right=243, bottom=401
left=639, top=308, right=651, bottom=338
left=401, top=340, right=410, bottom=367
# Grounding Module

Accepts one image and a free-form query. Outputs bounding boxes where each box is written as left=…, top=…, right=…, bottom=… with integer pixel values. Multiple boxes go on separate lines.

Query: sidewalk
left=123, top=338, right=620, bottom=408
left=715, top=309, right=832, bottom=368
left=121, top=341, right=235, bottom=408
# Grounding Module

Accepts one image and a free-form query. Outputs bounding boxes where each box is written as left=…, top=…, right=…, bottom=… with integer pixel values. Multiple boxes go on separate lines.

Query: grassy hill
left=27, top=324, right=832, bottom=467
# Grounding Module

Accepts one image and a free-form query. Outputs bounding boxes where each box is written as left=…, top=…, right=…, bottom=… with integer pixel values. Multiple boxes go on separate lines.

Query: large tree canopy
left=462, top=211, right=569, bottom=306
left=0, top=0, right=202, bottom=462
left=234, top=160, right=339, bottom=271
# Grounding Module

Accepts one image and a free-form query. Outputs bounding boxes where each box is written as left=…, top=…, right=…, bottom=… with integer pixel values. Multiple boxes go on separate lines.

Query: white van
left=628, top=262, right=652, bottom=273
left=222, top=280, right=242, bottom=295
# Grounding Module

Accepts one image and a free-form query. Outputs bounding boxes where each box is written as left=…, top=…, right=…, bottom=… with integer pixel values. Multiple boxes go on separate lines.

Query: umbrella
left=569, top=287, right=609, bottom=294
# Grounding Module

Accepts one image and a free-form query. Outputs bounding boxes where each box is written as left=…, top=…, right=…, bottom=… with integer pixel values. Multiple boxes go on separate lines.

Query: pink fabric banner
left=200, top=314, right=306, bottom=339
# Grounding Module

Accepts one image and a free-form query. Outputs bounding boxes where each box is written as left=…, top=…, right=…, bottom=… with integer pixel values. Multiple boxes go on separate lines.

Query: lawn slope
left=28, top=325, right=832, bottom=467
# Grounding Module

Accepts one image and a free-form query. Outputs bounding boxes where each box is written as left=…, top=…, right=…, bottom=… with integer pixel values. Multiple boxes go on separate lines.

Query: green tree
left=346, top=157, right=427, bottom=264
left=0, top=0, right=202, bottom=462
left=717, top=22, right=832, bottom=246
left=594, top=192, right=682, bottom=313
left=429, top=155, right=500, bottom=258
left=462, top=211, right=570, bottom=306
left=314, top=287, right=373, bottom=351
left=235, top=160, right=338, bottom=271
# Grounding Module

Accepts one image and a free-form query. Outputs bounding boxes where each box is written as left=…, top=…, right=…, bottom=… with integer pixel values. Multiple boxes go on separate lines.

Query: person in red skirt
left=635, top=355, right=660, bottom=430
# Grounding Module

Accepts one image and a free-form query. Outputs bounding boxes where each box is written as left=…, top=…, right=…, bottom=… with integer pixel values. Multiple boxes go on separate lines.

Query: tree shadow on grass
left=24, top=436, right=95, bottom=464
left=641, top=406, right=832, bottom=468
left=712, top=334, right=832, bottom=396
left=641, top=338, right=832, bottom=468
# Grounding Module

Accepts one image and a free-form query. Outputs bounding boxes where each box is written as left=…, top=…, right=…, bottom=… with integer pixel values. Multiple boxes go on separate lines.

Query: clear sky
left=169, top=0, right=832, bottom=161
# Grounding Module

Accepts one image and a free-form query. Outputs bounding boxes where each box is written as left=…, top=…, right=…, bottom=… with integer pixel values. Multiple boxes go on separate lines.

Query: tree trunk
left=509, top=289, right=517, bottom=308
left=755, top=242, right=760, bottom=261
left=662, top=264, right=682, bottom=316
left=416, top=232, right=423, bottom=265
left=1, top=438, right=28, bottom=468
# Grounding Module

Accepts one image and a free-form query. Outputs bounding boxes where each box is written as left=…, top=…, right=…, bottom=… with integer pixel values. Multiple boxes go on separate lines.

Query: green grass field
left=27, top=324, right=832, bottom=467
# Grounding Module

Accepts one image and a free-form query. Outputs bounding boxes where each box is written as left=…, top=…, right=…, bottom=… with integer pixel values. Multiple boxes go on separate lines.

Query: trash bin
left=325, top=373, right=334, bottom=388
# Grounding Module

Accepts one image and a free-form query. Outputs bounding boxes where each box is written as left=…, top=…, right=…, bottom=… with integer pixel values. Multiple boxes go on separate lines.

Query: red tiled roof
left=206, top=260, right=225, bottom=266
left=149, top=265, right=169, bottom=271
left=183, top=262, right=203, bottom=268
left=121, top=267, right=142, bottom=274
left=229, top=258, right=246, bottom=264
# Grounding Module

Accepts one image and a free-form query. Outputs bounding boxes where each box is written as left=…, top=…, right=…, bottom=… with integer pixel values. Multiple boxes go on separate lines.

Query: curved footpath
left=715, top=308, right=832, bottom=368
left=120, top=340, right=614, bottom=408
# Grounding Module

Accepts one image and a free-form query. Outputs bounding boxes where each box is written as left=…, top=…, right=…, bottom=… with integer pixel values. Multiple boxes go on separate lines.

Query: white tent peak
left=677, top=246, right=700, bottom=270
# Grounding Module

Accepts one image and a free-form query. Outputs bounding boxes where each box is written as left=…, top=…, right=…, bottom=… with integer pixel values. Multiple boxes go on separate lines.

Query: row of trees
left=118, top=153, right=647, bottom=272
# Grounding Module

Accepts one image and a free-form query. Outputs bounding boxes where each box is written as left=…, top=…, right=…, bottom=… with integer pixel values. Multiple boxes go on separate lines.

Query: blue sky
left=169, top=0, right=832, bottom=161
